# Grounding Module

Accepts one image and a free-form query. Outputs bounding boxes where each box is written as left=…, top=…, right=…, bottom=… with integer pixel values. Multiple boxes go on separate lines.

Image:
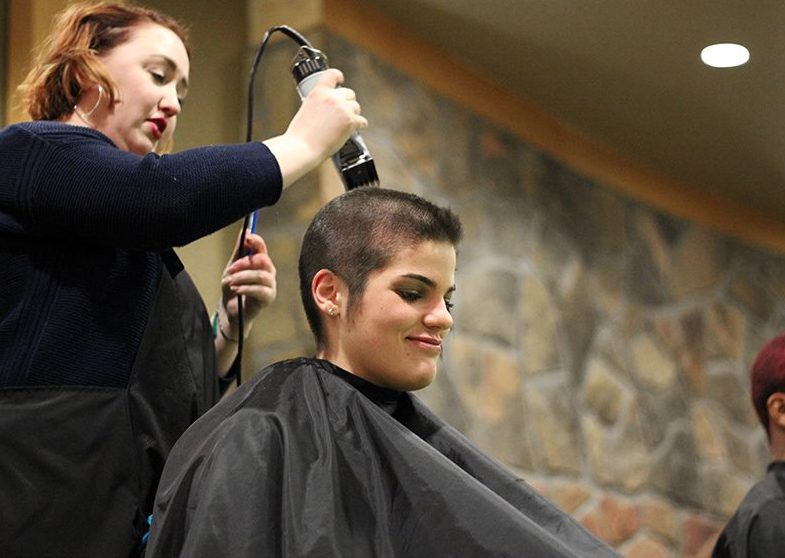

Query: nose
left=159, top=85, right=181, bottom=116
left=424, top=299, right=453, bottom=332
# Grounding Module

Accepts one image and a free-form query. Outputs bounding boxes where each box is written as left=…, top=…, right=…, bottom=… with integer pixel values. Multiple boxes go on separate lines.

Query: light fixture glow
left=700, top=43, right=750, bottom=68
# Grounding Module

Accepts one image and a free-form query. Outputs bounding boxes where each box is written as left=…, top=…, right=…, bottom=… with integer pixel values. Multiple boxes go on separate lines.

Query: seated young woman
left=146, top=187, right=619, bottom=557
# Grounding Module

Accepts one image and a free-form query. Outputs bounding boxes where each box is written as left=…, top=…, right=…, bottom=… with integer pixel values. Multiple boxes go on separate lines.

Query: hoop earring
left=73, top=85, right=104, bottom=123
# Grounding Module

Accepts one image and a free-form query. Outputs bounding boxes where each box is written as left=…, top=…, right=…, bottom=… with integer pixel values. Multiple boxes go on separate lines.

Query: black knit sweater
left=0, top=121, right=282, bottom=388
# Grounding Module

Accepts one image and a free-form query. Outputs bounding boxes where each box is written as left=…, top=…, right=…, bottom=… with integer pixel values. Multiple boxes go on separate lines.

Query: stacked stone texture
left=245, top=32, right=783, bottom=556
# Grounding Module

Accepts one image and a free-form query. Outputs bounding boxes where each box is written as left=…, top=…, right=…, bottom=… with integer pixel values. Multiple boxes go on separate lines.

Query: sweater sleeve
left=0, top=122, right=283, bottom=251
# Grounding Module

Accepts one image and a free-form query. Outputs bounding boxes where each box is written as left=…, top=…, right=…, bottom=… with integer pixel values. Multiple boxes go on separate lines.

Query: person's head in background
left=751, top=332, right=785, bottom=461
left=19, top=1, right=190, bottom=155
left=299, top=187, right=463, bottom=392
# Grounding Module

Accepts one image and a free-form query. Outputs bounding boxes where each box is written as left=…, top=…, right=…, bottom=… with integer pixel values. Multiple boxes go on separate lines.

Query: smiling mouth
left=407, top=336, right=442, bottom=353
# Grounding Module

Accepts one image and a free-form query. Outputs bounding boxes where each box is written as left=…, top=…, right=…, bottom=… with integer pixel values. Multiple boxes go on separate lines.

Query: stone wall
left=246, top=31, right=785, bottom=557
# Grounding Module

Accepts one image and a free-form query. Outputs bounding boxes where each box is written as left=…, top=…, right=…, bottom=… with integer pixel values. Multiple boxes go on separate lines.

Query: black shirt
left=712, top=460, right=785, bottom=558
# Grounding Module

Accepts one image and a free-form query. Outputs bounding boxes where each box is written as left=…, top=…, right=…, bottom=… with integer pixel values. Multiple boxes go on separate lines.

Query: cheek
left=378, top=307, right=418, bottom=340
left=357, top=307, right=399, bottom=340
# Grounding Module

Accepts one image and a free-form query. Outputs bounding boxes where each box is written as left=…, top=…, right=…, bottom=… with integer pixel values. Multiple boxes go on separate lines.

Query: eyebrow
left=400, top=273, right=456, bottom=294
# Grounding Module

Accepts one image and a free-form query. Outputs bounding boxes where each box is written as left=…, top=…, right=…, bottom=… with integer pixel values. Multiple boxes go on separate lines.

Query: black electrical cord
left=234, top=25, right=312, bottom=387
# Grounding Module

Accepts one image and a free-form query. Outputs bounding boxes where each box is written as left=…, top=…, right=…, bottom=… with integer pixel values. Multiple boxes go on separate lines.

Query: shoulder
left=716, top=470, right=785, bottom=556
left=1, top=121, right=114, bottom=144
left=204, top=358, right=369, bottom=447
left=744, top=463, right=785, bottom=510
left=746, top=496, right=785, bottom=557
left=750, top=491, right=785, bottom=528
left=160, top=359, right=351, bottom=479
left=0, top=121, right=118, bottom=165
left=167, top=358, right=363, bottom=461
left=730, top=475, right=782, bottom=524
left=178, top=358, right=334, bottom=441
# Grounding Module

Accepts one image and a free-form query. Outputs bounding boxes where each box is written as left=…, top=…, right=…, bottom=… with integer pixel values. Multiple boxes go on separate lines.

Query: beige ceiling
left=360, top=0, right=785, bottom=221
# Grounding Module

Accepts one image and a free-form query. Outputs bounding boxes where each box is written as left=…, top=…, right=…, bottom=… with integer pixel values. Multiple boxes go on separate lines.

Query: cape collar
left=315, top=359, right=405, bottom=416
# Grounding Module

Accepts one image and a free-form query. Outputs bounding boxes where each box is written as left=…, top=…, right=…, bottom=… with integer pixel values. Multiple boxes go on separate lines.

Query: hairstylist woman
left=0, top=2, right=367, bottom=557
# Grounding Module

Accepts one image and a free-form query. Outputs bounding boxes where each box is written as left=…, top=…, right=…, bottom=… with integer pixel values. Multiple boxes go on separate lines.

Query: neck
left=768, top=429, right=785, bottom=462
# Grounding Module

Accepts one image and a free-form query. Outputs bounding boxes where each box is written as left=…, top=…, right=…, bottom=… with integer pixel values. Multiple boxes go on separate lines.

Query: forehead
left=105, top=22, right=190, bottom=80
left=376, top=241, right=456, bottom=283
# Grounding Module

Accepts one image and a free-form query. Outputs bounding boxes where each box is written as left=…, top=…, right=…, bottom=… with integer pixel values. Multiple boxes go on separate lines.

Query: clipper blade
left=340, top=157, right=379, bottom=190
left=334, top=135, right=379, bottom=190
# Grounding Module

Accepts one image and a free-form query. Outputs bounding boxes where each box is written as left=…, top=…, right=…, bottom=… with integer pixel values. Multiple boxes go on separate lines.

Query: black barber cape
left=147, top=358, right=620, bottom=557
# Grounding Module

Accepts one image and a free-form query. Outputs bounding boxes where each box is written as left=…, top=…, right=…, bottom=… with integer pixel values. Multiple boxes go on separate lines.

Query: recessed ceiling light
left=700, top=43, right=750, bottom=68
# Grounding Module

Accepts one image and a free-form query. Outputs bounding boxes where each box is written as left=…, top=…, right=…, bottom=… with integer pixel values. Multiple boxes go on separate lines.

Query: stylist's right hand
left=286, top=69, right=368, bottom=162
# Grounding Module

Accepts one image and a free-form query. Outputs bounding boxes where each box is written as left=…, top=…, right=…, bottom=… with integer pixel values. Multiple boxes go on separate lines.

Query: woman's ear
left=312, top=269, right=344, bottom=318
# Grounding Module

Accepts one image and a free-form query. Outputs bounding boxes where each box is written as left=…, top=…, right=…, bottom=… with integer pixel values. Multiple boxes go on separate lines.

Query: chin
left=406, top=368, right=437, bottom=391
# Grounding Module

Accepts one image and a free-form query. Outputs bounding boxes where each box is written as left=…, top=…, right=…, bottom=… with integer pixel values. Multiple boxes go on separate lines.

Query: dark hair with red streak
left=751, top=333, right=785, bottom=437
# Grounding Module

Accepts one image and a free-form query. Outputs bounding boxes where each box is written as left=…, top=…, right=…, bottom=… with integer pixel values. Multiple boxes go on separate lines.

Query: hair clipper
left=291, top=46, right=379, bottom=190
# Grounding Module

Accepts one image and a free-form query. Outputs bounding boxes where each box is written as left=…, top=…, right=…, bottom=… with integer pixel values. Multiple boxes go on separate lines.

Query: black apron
left=0, top=250, right=219, bottom=558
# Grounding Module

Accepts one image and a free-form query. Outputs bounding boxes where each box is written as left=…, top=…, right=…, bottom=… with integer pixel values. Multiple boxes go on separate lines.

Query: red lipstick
left=148, top=118, right=166, bottom=139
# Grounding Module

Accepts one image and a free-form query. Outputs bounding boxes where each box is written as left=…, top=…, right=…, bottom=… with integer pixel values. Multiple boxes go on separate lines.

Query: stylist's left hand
left=221, top=230, right=277, bottom=326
